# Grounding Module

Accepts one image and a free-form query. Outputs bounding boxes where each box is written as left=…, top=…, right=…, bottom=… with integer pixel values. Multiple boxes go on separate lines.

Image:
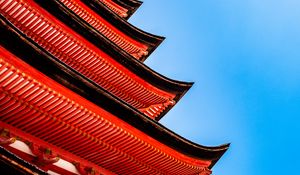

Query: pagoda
left=0, top=0, right=229, bottom=174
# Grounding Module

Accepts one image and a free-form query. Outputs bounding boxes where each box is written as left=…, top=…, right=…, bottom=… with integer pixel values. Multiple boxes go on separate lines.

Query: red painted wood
left=0, top=47, right=211, bottom=174
left=0, top=127, right=113, bottom=175
left=98, top=0, right=129, bottom=18
left=0, top=0, right=175, bottom=119
left=59, top=0, right=148, bottom=59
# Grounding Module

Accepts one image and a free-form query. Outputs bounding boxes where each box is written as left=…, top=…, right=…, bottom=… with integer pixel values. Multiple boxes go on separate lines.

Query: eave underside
left=58, top=0, right=149, bottom=61
left=81, top=0, right=164, bottom=61
left=112, top=0, right=143, bottom=19
left=0, top=16, right=228, bottom=161
left=0, top=43, right=228, bottom=174
left=98, top=0, right=130, bottom=19
left=0, top=0, right=191, bottom=120
left=0, top=56, right=210, bottom=174
left=0, top=1, right=229, bottom=174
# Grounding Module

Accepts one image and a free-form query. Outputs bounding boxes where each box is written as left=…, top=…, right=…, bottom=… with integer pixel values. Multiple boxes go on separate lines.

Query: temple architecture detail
left=0, top=0, right=229, bottom=174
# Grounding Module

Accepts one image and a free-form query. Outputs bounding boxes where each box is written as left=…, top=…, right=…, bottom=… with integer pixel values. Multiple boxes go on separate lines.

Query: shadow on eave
left=112, top=0, right=143, bottom=19
left=1, top=18, right=229, bottom=167
left=81, top=0, right=164, bottom=61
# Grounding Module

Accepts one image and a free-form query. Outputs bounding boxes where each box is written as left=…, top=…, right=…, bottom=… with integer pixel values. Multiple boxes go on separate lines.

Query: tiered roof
left=57, top=0, right=162, bottom=61
left=96, top=0, right=142, bottom=19
left=84, top=0, right=164, bottom=61
left=1, top=0, right=182, bottom=120
left=111, top=0, right=142, bottom=19
left=0, top=0, right=229, bottom=174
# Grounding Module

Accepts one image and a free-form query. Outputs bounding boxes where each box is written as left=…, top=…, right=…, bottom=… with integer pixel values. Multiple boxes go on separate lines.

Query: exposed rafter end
left=112, top=0, right=143, bottom=19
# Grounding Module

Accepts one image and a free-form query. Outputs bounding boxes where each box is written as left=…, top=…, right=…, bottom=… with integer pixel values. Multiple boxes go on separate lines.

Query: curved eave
left=112, top=0, right=143, bottom=19
left=155, top=82, right=193, bottom=121
left=36, top=0, right=187, bottom=93
left=80, top=0, right=164, bottom=61
left=0, top=17, right=229, bottom=164
left=34, top=0, right=191, bottom=120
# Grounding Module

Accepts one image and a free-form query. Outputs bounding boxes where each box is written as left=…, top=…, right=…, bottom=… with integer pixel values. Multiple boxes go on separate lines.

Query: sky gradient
left=129, top=0, right=300, bottom=174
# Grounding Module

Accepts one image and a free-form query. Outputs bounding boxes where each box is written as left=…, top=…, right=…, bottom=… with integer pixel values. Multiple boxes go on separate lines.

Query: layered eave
left=36, top=0, right=161, bottom=61
left=55, top=0, right=150, bottom=61
left=112, top=0, right=142, bottom=19
left=81, top=0, right=164, bottom=61
left=99, top=0, right=143, bottom=19
left=96, top=0, right=142, bottom=19
left=0, top=26, right=229, bottom=174
left=0, top=0, right=185, bottom=120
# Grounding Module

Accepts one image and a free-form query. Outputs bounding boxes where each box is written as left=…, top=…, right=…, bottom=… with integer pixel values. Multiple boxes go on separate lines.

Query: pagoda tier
left=47, top=0, right=163, bottom=61
left=0, top=0, right=188, bottom=120
left=0, top=43, right=229, bottom=174
left=48, top=0, right=150, bottom=60
left=111, top=0, right=142, bottom=19
left=98, top=0, right=129, bottom=18
left=97, top=0, right=142, bottom=20
left=82, top=0, right=164, bottom=61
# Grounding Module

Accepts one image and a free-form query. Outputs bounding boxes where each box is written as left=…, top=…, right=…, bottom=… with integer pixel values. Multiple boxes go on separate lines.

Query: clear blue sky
left=129, top=0, right=300, bottom=174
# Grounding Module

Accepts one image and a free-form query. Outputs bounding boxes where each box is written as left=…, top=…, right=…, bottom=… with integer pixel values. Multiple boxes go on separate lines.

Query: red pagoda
left=0, top=0, right=229, bottom=174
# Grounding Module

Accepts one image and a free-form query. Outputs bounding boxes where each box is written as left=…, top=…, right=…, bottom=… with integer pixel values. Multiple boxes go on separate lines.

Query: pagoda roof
left=95, top=0, right=142, bottom=19
left=52, top=0, right=150, bottom=60
left=0, top=0, right=188, bottom=120
left=20, top=0, right=164, bottom=62
left=0, top=18, right=229, bottom=172
left=81, top=0, right=164, bottom=61
left=112, top=0, right=143, bottom=19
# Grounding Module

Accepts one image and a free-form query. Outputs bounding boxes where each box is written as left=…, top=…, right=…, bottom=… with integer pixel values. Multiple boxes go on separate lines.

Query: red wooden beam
left=60, top=0, right=148, bottom=60
left=98, top=0, right=129, bottom=18
left=0, top=47, right=212, bottom=174
left=0, top=0, right=176, bottom=120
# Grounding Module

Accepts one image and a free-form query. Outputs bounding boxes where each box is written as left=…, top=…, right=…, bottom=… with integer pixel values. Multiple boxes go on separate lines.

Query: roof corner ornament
left=139, top=50, right=149, bottom=57
left=166, top=99, right=176, bottom=106
left=120, top=12, right=128, bottom=18
left=132, top=49, right=149, bottom=59
left=199, top=167, right=212, bottom=175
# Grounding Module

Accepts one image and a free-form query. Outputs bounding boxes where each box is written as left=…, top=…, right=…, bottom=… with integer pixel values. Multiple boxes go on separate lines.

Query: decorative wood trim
left=0, top=128, right=113, bottom=175
left=0, top=49, right=217, bottom=174
left=0, top=12, right=229, bottom=166
left=99, top=0, right=129, bottom=18
left=82, top=0, right=165, bottom=61
left=0, top=0, right=188, bottom=120
left=112, top=0, right=142, bottom=19
left=59, top=0, right=148, bottom=60
left=0, top=29, right=228, bottom=170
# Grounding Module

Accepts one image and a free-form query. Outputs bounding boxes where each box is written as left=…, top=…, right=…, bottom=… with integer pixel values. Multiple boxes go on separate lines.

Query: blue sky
left=129, top=0, right=300, bottom=174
